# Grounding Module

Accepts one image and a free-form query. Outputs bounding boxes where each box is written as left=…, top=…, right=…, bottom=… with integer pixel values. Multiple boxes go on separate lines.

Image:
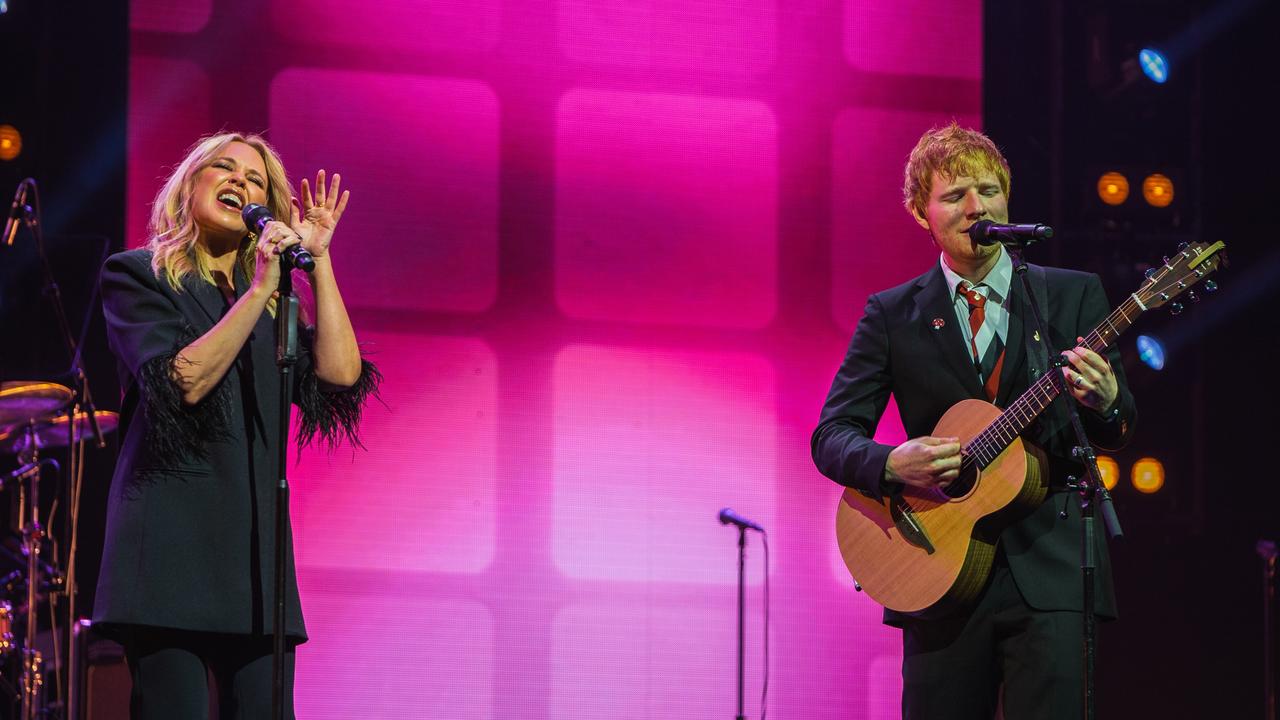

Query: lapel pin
left=1033, top=330, right=1040, bottom=341
left=931, top=318, right=945, bottom=330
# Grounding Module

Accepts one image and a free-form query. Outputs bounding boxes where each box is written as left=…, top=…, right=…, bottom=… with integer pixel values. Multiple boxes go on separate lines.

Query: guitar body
left=835, top=399, right=1049, bottom=616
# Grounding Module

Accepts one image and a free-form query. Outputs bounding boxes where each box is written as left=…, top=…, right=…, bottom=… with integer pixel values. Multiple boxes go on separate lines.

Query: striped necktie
left=958, top=281, right=1005, bottom=401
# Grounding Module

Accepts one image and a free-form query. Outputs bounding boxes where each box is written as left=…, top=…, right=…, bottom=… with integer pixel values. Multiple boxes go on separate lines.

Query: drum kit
left=0, top=380, right=116, bottom=719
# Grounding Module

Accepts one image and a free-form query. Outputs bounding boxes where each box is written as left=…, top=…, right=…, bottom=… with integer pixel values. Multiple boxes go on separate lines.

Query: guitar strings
left=960, top=294, right=1143, bottom=471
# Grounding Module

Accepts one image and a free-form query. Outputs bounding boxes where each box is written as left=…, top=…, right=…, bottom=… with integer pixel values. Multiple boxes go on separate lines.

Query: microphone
left=4, top=179, right=31, bottom=246
left=718, top=507, right=765, bottom=532
left=967, top=219, right=1054, bottom=246
left=241, top=203, right=315, bottom=272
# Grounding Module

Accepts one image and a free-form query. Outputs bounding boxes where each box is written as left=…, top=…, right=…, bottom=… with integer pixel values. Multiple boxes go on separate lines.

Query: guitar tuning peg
left=1162, top=256, right=1171, bottom=265
left=1187, top=290, right=1200, bottom=303
left=1144, top=267, right=1159, bottom=279
left=1169, top=301, right=1185, bottom=316
left=1204, top=279, right=1218, bottom=292
left=1177, top=242, right=1189, bottom=251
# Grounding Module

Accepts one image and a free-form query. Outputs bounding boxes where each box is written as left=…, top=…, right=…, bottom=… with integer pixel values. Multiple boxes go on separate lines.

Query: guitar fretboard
left=964, top=294, right=1145, bottom=468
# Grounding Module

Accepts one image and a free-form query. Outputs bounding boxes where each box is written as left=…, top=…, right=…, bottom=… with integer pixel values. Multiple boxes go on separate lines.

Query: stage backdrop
left=126, top=0, right=981, bottom=716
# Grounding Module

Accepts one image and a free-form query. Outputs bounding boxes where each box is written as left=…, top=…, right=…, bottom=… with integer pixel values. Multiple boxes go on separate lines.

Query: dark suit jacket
left=812, top=260, right=1137, bottom=626
left=93, top=248, right=375, bottom=640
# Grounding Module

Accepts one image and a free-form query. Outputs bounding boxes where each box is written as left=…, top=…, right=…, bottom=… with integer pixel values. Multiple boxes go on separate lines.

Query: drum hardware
left=0, top=382, right=74, bottom=432
left=0, top=411, right=120, bottom=455
left=1, top=409, right=111, bottom=718
left=0, top=602, right=12, bottom=658
left=3, top=178, right=116, bottom=717
left=4, top=177, right=114, bottom=718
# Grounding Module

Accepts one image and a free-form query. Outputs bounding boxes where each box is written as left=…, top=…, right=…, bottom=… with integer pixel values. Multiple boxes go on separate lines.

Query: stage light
left=1131, top=457, right=1165, bottom=494
left=1095, top=456, right=1119, bottom=491
left=1136, top=335, right=1165, bottom=370
left=0, top=125, right=21, bottom=161
left=1097, top=172, right=1130, bottom=206
left=1142, top=173, right=1175, bottom=207
left=1139, top=48, right=1169, bottom=83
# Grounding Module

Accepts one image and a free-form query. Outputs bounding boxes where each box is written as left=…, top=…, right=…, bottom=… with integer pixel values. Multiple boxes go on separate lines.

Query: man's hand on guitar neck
left=885, top=436, right=962, bottom=491
left=1060, top=336, right=1119, bottom=414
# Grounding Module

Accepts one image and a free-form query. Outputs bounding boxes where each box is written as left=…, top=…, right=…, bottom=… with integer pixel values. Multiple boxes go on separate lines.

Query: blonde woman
left=94, top=132, right=378, bottom=718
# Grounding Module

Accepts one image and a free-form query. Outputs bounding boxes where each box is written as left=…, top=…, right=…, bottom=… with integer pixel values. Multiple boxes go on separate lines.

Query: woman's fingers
left=314, top=169, right=327, bottom=206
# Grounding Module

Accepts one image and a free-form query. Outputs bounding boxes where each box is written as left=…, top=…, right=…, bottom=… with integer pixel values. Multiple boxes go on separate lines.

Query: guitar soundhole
left=941, top=457, right=980, bottom=499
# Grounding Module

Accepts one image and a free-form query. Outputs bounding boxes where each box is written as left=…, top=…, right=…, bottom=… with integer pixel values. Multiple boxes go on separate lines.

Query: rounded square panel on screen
left=130, top=0, right=210, bottom=33
left=829, top=107, right=981, bottom=332
left=291, top=333, right=496, bottom=575
left=269, top=0, right=499, bottom=54
left=127, top=56, right=211, bottom=249
left=555, top=89, right=778, bottom=329
left=843, top=0, right=982, bottom=79
left=269, top=69, right=499, bottom=313
left=552, top=344, right=776, bottom=584
left=550, top=601, right=772, bottom=719
left=558, top=0, right=776, bottom=73
left=296, top=582, right=493, bottom=720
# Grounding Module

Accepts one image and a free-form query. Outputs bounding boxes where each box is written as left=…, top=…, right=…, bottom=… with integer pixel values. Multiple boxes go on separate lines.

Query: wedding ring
left=1074, top=373, right=1085, bottom=387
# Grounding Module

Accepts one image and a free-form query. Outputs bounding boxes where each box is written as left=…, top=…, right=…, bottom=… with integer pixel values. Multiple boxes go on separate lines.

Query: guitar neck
left=965, top=295, right=1144, bottom=467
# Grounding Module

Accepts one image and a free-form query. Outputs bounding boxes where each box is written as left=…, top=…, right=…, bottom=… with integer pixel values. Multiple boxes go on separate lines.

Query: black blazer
left=93, top=249, right=376, bottom=640
left=812, top=261, right=1137, bottom=625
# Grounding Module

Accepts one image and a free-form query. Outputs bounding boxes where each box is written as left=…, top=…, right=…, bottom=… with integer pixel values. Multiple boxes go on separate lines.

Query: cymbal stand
left=8, top=433, right=59, bottom=720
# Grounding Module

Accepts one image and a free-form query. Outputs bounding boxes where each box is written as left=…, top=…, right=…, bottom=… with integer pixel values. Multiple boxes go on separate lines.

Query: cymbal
left=0, top=381, right=74, bottom=430
left=0, top=410, right=118, bottom=455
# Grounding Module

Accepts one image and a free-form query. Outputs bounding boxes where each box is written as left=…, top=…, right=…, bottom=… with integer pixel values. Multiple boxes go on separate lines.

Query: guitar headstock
left=1136, top=241, right=1227, bottom=310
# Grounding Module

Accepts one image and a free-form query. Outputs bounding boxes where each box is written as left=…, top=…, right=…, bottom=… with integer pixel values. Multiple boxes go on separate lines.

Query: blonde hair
left=147, top=132, right=294, bottom=301
left=902, top=122, right=1011, bottom=217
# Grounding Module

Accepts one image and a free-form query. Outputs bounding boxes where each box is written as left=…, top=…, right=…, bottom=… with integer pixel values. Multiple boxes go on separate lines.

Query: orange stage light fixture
left=1142, top=173, right=1175, bottom=208
left=0, top=125, right=21, bottom=161
left=1096, top=172, right=1129, bottom=206
left=1131, top=457, right=1165, bottom=494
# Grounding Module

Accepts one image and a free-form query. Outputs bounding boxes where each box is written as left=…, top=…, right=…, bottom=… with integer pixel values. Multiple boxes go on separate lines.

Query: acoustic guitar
left=835, top=240, right=1226, bottom=616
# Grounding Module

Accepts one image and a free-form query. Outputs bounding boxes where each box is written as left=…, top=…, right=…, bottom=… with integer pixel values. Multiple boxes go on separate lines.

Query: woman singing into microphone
left=93, top=132, right=379, bottom=718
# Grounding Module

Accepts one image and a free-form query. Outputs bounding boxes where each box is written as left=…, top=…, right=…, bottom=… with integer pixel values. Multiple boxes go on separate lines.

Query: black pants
left=901, top=565, right=1089, bottom=720
left=123, top=628, right=296, bottom=720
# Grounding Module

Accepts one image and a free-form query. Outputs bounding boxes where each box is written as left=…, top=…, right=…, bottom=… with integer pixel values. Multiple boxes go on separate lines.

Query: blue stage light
left=1137, top=335, right=1166, bottom=370
left=1139, top=48, right=1169, bottom=83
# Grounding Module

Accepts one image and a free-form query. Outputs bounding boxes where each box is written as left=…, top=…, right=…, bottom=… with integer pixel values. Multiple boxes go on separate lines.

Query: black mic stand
left=272, top=263, right=301, bottom=720
left=735, top=525, right=746, bottom=720
left=1007, top=241, right=1123, bottom=720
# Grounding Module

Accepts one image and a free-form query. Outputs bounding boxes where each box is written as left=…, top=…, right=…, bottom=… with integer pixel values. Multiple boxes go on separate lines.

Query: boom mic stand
left=1007, top=240, right=1122, bottom=720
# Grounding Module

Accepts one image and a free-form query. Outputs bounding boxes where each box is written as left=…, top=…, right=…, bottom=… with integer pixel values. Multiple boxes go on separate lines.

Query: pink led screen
left=127, top=0, right=981, bottom=715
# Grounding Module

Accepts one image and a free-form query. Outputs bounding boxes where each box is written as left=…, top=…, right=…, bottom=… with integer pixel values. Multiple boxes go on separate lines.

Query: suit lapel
left=995, top=278, right=1028, bottom=407
left=914, top=266, right=986, bottom=399
left=179, top=276, right=226, bottom=332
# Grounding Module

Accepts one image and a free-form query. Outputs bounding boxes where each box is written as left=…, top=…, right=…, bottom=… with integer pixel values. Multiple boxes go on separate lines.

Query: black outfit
left=93, top=249, right=378, bottom=718
left=812, top=261, right=1136, bottom=719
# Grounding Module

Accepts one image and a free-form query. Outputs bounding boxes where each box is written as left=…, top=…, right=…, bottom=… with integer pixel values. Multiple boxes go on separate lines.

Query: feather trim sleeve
left=295, top=358, right=383, bottom=450
left=137, top=324, right=235, bottom=462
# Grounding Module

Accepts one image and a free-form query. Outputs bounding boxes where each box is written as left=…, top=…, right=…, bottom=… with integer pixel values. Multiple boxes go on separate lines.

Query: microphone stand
left=272, top=264, right=301, bottom=720
left=735, top=525, right=746, bottom=720
left=1007, top=241, right=1122, bottom=720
